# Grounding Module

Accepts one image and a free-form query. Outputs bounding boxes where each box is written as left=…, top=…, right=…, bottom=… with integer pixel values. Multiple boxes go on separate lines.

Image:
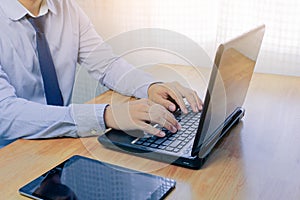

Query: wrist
left=147, top=82, right=163, bottom=98
left=104, top=105, right=112, bottom=129
left=103, top=105, right=117, bottom=129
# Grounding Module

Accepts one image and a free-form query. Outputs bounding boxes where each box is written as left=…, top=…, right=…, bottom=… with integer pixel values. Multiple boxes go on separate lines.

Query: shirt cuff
left=70, top=104, right=109, bottom=137
left=133, top=81, right=162, bottom=99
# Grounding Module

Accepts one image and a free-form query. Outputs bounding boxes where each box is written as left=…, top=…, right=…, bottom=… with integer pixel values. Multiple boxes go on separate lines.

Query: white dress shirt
left=0, top=0, right=156, bottom=147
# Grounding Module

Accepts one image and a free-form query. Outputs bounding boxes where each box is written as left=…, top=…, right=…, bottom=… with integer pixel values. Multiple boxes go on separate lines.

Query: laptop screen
left=192, top=25, right=265, bottom=157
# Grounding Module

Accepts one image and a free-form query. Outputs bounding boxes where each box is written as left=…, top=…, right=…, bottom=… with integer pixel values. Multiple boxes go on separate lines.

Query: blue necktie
left=27, top=15, right=64, bottom=106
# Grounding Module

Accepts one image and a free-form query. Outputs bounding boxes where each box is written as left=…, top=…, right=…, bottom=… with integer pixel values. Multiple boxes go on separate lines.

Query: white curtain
left=215, top=0, right=300, bottom=76
left=77, top=0, right=300, bottom=77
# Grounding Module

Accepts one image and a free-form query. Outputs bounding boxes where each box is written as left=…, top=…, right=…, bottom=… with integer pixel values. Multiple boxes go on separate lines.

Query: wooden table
left=1, top=64, right=300, bottom=200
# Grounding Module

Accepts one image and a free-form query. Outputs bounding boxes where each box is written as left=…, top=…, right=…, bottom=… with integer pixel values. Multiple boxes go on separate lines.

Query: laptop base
left=98, top=107, right=244, bottom=170
left=98, top=130, right=207, bottom=169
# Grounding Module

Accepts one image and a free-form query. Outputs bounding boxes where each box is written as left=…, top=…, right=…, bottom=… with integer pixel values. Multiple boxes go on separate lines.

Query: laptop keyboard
left=133, top=107, right=201, bottom=153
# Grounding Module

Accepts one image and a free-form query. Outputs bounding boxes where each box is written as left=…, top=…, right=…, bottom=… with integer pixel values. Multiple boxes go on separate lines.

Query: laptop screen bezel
left=191, top=44, right=225, bottom=157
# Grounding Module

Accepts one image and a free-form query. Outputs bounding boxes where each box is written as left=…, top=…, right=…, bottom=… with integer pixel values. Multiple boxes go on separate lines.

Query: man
left=0, top=0, right=202, bottom=147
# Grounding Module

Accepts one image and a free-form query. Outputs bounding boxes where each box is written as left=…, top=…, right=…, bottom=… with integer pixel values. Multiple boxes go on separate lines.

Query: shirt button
left=91, top=129, right=98, bottom=135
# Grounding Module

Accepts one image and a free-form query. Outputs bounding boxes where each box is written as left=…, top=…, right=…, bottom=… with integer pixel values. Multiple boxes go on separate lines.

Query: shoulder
left=48, top=0, right=82, bottom=12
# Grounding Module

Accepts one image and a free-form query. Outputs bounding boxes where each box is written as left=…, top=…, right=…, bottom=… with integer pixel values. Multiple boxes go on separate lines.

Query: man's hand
left=104, top=99, right=181, bottom=137
left=148, top=82, right=203, bottom=114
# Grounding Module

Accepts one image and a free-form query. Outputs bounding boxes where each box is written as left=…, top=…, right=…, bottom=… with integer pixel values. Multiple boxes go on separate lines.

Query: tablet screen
left=19, top=155, right=176, bottom=200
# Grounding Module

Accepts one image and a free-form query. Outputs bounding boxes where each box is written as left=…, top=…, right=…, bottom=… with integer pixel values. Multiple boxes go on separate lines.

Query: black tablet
left=19, top=155, right=176, bottom=200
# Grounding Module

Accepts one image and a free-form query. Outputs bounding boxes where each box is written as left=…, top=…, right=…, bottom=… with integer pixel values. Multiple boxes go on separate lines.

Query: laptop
left=98, top=25, right=265, bottom=169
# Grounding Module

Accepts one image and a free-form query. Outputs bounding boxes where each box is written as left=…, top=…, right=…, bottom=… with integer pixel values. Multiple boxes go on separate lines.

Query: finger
left=155, top=98, right=177, bottom=112
left=193, top=91, right=203, bottom=111
left=140, top=106, right=181, bottom=131
left=158, top=120, right=178, bottom=133
left=157, top=111, right=180, bottom=133
left=188, top=91, right=203, bottom=111
left=142, top=123, right=166, bottom=137
left=177, top=86, right=203, bottom=112
left=185, top=92, right=200, bottom=113
left=167, top=90, right=188, bottom=114
left=162, top=109, right=181, bottom=130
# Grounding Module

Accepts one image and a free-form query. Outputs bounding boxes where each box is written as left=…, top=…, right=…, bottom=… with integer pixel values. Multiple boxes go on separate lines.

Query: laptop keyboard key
left=135, top=140, right=143, bottom=145
left=165, top=147, right=174, bottom=152
left=134, top=107, right=201, bottom=153
left=150, top=144, right=158, bottom=148
left=162, top=140, right=172, bottom=146
left=143, top=142, right=151, bottom=147
left=158, top=145, right=166, bottom=150
left=169, top=140, right=181, bottom=148
left=154, top=138, right=166, bottom=145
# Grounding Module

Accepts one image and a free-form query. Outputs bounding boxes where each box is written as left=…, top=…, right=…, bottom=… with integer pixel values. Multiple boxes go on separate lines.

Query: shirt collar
left=46, top=0, right=58, bottom=16
left=0, top=0, right=57, bottom=21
